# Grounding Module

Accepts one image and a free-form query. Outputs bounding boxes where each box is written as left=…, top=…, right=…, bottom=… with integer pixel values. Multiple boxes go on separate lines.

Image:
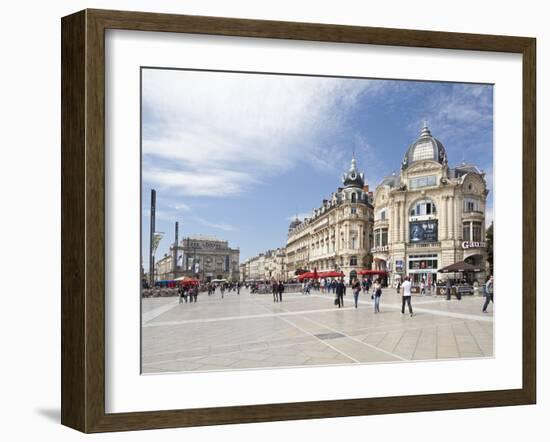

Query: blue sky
left=141, top=69, right=493, bottom=265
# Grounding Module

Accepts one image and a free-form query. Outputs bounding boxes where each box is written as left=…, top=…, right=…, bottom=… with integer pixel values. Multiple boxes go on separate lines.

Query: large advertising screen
left=409, top=220, right=438, bottom=243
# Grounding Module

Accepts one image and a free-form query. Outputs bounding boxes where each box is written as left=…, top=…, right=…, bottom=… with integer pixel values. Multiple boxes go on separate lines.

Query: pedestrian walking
left=420, top=278, right=426, bottom=296
left=482, top=275, right=494, bottom=313
left=192, top=285, right=198, bottom=303
left=373, top=279, right=382, bottom=313
left=445, top=278, right=452, bottom=300
left=335, top=279, right=345, bottom=308
left=352, top=278, right=361, bottom=308
left=278, top=280, right=285, bottom=302
left=272, top=280, right=279, bottom=303
left=396, top=279, right=401, bottom=294
left=401, top=276, right=414, bottom=316
left=178, top=286, right=184, bottom=304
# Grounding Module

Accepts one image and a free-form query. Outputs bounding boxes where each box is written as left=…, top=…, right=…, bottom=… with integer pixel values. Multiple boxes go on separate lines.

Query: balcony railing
left=407, top=242, right=441, bottom=249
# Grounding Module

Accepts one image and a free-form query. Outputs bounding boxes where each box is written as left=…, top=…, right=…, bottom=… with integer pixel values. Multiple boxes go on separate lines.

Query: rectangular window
left=350, top=256, right=357, bottom=266
left=464, top=198, right=479, bottom=212
left=409, top=175, right=437, bottom=189
left=351, top=207, right=357, bottom=214
left=472, top=221, right=482, bottom=242
left=381, top=228, right=388, bottom=246
left=463, top=222, right=471, bottom=241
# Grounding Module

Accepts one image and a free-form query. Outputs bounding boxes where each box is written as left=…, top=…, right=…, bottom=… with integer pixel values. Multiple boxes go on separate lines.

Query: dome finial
left=349, top=151, right=357, bottom=172
left=420, top=119, right=431, bottom=137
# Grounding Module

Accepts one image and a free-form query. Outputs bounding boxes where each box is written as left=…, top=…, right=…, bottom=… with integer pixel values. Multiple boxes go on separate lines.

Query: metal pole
left=173, top=221, right=179, bottom=276
left=149, top=189, right=156, bottom=287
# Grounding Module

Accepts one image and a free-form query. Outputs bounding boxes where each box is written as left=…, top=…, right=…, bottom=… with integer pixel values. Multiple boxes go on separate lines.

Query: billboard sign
left=409, top=220, right=438, bottom=243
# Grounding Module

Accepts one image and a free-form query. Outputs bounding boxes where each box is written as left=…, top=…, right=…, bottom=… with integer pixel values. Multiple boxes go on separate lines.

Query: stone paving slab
left=142, top=288, right=493, bottom=374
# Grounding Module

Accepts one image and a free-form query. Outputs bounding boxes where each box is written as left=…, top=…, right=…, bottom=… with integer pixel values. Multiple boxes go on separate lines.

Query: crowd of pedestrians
left=174, top=273, right=494, bottom=317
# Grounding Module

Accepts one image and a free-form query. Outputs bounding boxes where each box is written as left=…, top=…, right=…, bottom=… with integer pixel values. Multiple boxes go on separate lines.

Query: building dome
left=401, top=122, right=447, bottom=170
left=342, top=154, right=365, bottom=188
left=288, top=218, right=302, bottom=231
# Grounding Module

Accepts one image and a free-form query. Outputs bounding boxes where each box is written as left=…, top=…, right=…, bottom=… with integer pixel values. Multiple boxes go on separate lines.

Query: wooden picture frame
left=61, top=8, right=536, bottom=433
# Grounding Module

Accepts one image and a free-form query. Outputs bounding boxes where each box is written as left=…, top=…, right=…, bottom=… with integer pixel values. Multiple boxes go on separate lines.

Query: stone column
left=451, top=196, right=456, bottom=240
left=444, top=196, right=450, bottom=240
left=392, top=202, right=397, bottom=243
left=401, top=200, right=406, bottom=243
left=397, top=201, right=402, bottom=243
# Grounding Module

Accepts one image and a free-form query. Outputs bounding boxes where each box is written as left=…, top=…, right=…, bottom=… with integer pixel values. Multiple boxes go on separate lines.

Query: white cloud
left=141, top=201, right=191, bottom=221
left=142, top=69, right=378, bottom=196
left=194, top=217, right=236, bottom=232
left=413, top=83, right=493, bottom=152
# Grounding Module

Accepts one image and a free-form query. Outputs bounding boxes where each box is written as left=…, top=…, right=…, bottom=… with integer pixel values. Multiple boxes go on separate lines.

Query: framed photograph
left=61, top=9, right=536, bottom=433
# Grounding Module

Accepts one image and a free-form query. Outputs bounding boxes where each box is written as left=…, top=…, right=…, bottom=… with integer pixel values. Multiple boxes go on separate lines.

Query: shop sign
left=395, top=259, right=404, bottom=272
left=462, top=241, right=487, bottom=249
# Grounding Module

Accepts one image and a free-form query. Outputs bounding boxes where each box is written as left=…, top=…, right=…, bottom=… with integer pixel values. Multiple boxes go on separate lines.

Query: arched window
left=410, top=199, right=437, bottom=217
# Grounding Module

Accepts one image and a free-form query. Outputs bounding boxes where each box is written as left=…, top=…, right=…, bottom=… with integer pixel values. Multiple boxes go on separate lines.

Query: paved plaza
left=141, top=288, right=493, bottom=374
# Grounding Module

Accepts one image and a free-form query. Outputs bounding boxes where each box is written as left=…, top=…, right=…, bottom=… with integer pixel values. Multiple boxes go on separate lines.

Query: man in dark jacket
left=335, top=279, right=345, bottom=308
left=277, top=281, right=285, bottom=302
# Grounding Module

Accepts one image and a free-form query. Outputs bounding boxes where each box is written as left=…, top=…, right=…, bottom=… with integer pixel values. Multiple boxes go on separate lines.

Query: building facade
left=372, top=123, right=489, bottom=286
left=155, top=235, right=240, bottom=282
left=286, top=156, right=374, bottom=282
left=240, top=248, right=286, bottom=281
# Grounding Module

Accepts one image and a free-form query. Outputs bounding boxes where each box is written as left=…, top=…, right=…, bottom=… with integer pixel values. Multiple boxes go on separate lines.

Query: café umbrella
left=437, top=261, right=482, bottom=273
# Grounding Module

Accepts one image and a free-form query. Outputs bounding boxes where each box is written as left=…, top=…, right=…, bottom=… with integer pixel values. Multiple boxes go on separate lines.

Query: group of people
left=177, top=285, right=199, bottom=304
left=271, top=280, right=286, bottom=302
left=333, top=276, right=414, bottom=316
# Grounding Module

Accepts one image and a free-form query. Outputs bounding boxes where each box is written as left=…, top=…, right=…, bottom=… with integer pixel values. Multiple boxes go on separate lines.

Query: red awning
left=358, top=269, right=388, bottom=276
left=297, top=271, right=316, bottom=281
left=177, top=278, right=200, bottom=285
left=318, top=271, right=344, bottom=278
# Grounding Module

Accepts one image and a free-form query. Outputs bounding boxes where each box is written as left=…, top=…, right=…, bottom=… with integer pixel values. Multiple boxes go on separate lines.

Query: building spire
left=349, top=151, right=357, bottom=173
left=420, top=118, right=431, bottom=137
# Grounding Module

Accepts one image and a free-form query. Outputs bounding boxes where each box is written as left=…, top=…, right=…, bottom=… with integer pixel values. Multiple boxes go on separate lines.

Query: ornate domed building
left=373, top=122, right=489, bottom=287
left=285, top=155, right=374, bottom=282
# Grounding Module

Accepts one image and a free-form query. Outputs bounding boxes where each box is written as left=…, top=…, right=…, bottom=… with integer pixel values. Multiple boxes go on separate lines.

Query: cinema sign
left=461, top=241, right=487, bottom=249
